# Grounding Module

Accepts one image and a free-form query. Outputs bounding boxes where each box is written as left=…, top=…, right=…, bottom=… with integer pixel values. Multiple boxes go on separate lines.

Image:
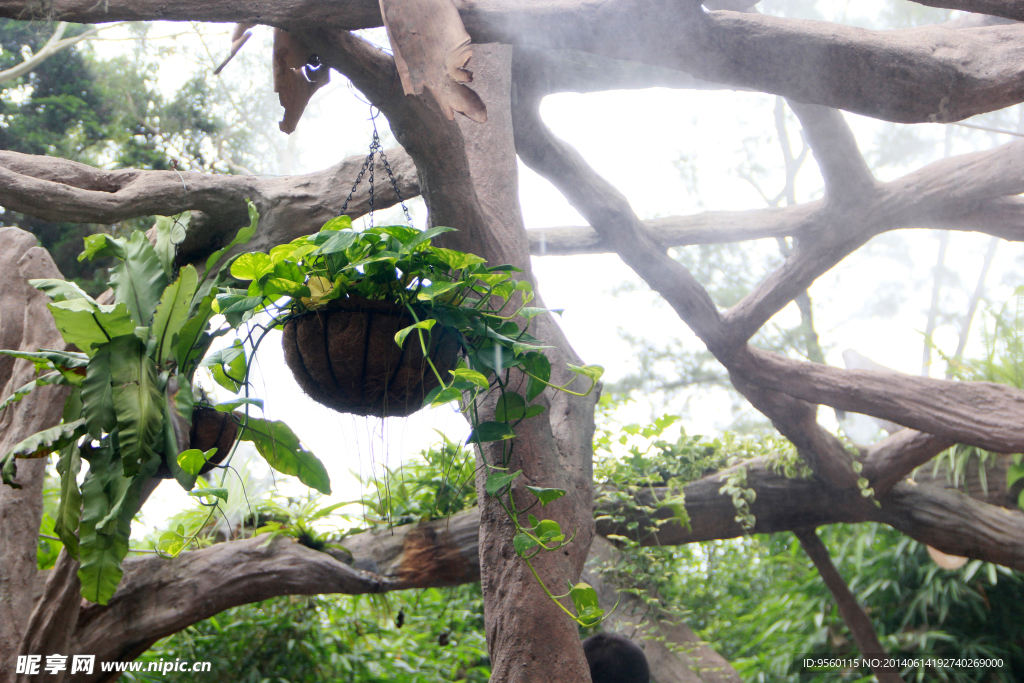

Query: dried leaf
left=213, top=22, right=255, bottom=75
left=379, top=0, right=487, bottom=123
left=273, top=29, right=330, bottom=134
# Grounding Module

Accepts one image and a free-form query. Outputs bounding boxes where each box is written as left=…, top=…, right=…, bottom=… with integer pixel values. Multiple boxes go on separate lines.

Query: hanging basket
left=156, top=407, right=239, bottom=479
left=282, top=296, right=461, bottom=418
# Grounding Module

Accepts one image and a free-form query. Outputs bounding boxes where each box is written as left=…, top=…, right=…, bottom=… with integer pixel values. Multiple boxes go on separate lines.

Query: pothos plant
left=227, top=214, right=608, bottom=626
left=0, top=203, right=330, bottom=605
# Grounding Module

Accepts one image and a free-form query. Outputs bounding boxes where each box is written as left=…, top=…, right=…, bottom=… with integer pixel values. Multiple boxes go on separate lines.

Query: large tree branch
left=512, top=53, right=728, bottom=354
left=793, top=528, right=904, bottom=682
left=596, top=457, right=1024, bottom=570
left=0, top=149, right=418, bottom=261
left=912, top=0, right=1024, bottom=22
left=63, top=445, right=1024, bottom=682
left=731, top=345, right=1024, bottom=454
left=4, top=1, right=1024, bottom=121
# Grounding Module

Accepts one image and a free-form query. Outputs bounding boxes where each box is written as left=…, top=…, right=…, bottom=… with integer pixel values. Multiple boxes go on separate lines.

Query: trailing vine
left=230, top=216, right=607, bottom=626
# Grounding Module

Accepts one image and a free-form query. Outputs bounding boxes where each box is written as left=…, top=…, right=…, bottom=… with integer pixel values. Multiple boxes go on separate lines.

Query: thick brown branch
left=0, top=149, right=418, bottom=261
left=5, top=1, right=1024, bottom=121
left=862, top=430, right=955, bottom=496
left=913, top=0, right=1024, bottom=22
left=72, top=535, right=402, bottom=683
left=786, top=102, right=876, bottom=201
left=793, top=528, right=904, bottom=683
left=596, top=458, right=1024, bottom=570
left=732, top=345, right=1024, bottom=454
left=512, top=56, right=727, bottom=353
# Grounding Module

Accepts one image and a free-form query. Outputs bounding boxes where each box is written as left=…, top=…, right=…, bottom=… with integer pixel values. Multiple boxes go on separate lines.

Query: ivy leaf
left=202, top=341, right=246, bottom=393
left=151, top=265, right=198, bottom=366
left=568, top=582, right=604, bottom=627
left=319, top=216, right=353, bottom=232
left=429, top=247, right=486, bottom=271
left=189, top=487, right=229, bottom=502
left=395, top=319, right=436, bottom=347
left=311, top=230, right=359, bottom=256
left=567, top=364, right=605, bottom=384
left=400, top=226, right=455, bottom=254
left=1008, top=462, right=1024, bottom=489
left=468, top=421, right=516, bottom=444
left=474, top=342, right=519, bottom=371
left=109, top=230, right=169, bottom=326
left=214, top=397, right=264, bottom=412
left=524, top=353, right=551, bottom=402
left=423, top=385, right=462, bottom=408
left=5, top=418, right=87, bottom=459
left=535, top=518, right=564, bottom=544
left=177, top=448, right=216, bottom=477
left=524, top=404, right=545, bottom=419
left=449, top=367, right=489, bottom=389
left=230, top=252, right=275, bottom=282
left=108, top=335, right=164, bottom=477
left=524, top=486, right=566, bottom=507
left=215, top=293, right=264, bottom=315
left=205, top=201, right=260, bottom=276
left=494, top=392, right=526, bottom=422
left=416, top=281, right=461, bottom=302
left=484, top=469, right=521, bottom=497
left=239, top=418, right=331, bottom=494
left=513, top=532, right=539, bottom=558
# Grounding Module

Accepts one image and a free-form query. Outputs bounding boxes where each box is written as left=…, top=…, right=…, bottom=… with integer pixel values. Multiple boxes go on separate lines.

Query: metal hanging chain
left=338, top=107, right=413, bottom=227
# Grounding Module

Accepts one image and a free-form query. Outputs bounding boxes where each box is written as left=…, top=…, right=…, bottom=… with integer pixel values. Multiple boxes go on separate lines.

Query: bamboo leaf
left=484, top=469, right=521, bottom=496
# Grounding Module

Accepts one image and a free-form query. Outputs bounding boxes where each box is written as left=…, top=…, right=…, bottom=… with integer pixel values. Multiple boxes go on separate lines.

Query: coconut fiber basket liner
left=282, top=296, right=461, bottom=418
left=155, top=406, right=238, bottom=479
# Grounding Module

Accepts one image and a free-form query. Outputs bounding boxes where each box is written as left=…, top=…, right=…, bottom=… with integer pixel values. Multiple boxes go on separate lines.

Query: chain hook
left=338, top=106, right=413, bottom=228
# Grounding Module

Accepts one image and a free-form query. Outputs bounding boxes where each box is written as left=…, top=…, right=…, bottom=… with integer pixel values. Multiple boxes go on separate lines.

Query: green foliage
left=232, top=218, right=605, bottom=626
left=130, top=589, right=490, bottom=683
left=359, top=438, right=478, bottom=528
left=666, top=526, right=1024, bottom=683
left=0, top=21, right=236, bottom=294
left=2, top=205, right=327, bottom=603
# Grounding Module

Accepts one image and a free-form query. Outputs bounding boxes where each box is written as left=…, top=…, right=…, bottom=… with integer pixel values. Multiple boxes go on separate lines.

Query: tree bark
left=793, top=528, right=904, bottom=683
left=0, top=230, right=71, bottom=682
